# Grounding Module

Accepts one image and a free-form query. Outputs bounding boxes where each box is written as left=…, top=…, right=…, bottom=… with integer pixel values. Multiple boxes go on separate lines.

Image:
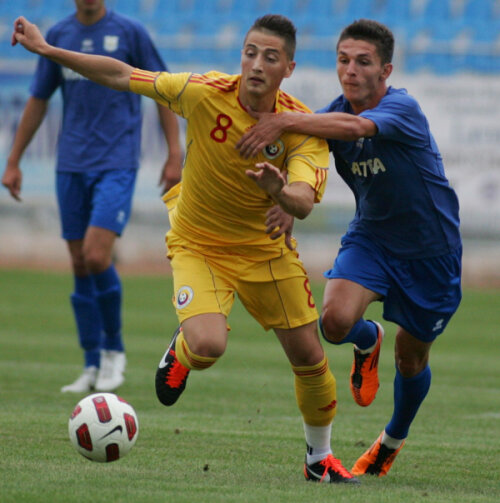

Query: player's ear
left=380, top=62, right=393, bottom=81
left=284, top=60, right=296, bottom=79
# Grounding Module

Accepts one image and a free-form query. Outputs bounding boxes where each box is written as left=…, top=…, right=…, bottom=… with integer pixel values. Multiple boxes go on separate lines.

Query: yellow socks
left=292, top=356, right=337, bottom=426
left=175, top=330, right=218, bottom=370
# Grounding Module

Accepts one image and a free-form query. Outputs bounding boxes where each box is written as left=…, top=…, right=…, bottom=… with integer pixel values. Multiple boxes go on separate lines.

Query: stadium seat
left=416, top=0, right=456, bottom=30
left=2, top=0, right=500, bottom=74
left=296, top=46, right=336, bottom=68
left=111, top=0, right=135, bottom=17
left=39, top=0, right=74, bottom=20
left=462, top=0, right=496, bottom=24
left=221, top=0, right=274, bottom=23
left=426, top=22, right=470, bottom=74
left=267, top=0, right=294, bottom=17
left=289, top=0, right=317, bottom=19
left=465, top=21, right=500, bottom=72
left=404, top=26, right=433, bottom=73
left=373, top=0, right=413, bottom=24
left=341, top=0, right=377, bottom=22
left=2, top=37, right=37, bottom=61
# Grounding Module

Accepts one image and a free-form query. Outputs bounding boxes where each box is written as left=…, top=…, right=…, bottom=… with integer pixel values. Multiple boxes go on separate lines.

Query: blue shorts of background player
left=56, top=169, right=137, bottom=240
left=55, top=168, right=137, bottom=393
left=325, top=231, right=462, bottom=342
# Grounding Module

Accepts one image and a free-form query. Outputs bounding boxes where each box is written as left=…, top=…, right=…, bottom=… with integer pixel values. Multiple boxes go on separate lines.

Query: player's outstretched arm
left=12, top=16, right=133, bottom=91
left=246, top=162, right=314, bottom=219
left=236, top=110, right=288, bottom=159
left=237, top=109, right=377, bottom=158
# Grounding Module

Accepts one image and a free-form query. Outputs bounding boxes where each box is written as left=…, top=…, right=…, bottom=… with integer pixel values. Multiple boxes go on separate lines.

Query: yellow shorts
left=167, top=240, right=319, bottom=331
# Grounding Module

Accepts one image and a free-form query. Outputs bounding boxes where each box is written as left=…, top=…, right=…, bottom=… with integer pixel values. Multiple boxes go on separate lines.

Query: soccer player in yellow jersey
left=12, top=14, right=359, bottom=484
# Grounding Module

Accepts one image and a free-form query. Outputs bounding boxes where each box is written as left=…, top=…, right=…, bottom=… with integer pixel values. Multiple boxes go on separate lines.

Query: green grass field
left=0, top=268, right=499, bottom=503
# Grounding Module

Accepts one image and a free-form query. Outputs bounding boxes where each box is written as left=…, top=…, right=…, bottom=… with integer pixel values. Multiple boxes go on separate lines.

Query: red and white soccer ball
left=68, top=392, right=139, bottom=462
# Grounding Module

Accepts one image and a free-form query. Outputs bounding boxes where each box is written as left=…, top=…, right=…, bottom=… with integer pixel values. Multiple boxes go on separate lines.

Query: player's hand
left=246, top=162, right=285, bottom=198
left=236, top=109, right=286, bottom=159
left=158, top=153, right=183, bottom=195
left=266, top=205, right=295, bottom=250
left=11, top=16, right=48, bottom=54
left=2, top=163, right=23, bottom=201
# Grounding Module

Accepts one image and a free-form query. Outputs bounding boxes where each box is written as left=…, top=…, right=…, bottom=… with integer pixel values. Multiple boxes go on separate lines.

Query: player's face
left=336, top=38, right=392, bottom=113
left=240, top=29, right=295, bottom=109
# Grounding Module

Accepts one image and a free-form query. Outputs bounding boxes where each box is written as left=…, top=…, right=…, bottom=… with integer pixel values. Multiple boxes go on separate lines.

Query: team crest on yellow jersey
left=176, top=286, right=194, bottom=309
left=263, top=139, right=284, bottom=160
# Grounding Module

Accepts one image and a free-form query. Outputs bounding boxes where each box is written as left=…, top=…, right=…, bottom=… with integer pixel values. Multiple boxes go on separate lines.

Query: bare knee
left=185, top=331, right=227, bottom=358
left=182, top=315, right=228, bottom=358
left=320, top=308, right=354, bottom=344
left=294, top=347, right=325, bottom=367
left=82, top=245, right=111, bottom=274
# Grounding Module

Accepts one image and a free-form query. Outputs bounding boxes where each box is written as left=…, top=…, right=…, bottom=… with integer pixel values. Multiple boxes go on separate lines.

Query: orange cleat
left=350, top=321, right=384, bottom=407
left=352, top=432, right=405, bottom=477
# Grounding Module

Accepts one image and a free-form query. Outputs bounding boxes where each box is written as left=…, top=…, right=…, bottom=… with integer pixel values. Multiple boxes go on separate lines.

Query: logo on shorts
left=116, top=211, right=126, bottom=224
left=263, top=139, right=284, bottom=160
left=176, top=286, right=194, bottom=309
left=432, top=318, right=444, bottom=332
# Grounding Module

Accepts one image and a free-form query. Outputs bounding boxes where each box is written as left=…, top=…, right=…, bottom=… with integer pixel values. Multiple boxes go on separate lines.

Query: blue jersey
left=30, top=10, right=167, bottom=172
left=318, top=87, right=461, bottom=259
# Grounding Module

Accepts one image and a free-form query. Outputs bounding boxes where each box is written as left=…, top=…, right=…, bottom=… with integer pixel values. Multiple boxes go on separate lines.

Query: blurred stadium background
left=1, top=0, right=499, bottom=285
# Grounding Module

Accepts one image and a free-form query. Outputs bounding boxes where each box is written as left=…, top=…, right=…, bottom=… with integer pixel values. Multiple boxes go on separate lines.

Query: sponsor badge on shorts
left=263, top=139, right=284, bottom=160
left=176, top=286, right=194, bottom=309
left=104, top=35, right=119, bottom=52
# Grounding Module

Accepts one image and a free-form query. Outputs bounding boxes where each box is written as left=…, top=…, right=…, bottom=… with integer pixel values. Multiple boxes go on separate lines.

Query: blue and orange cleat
left=350, top=321, right=384, bottom=407
left=352, top=432, right=405, bottom=477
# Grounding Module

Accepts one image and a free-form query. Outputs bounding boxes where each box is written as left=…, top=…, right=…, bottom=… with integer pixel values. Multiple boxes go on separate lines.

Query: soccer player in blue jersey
left=2, top=0, right=183, bottom=393
left=237, top=19, right=462, bottom=477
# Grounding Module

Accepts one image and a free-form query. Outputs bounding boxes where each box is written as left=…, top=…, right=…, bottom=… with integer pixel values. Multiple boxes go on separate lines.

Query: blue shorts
left=56, top=169, right=137, bottom=241
left=324, top=232, right=462, bottom=342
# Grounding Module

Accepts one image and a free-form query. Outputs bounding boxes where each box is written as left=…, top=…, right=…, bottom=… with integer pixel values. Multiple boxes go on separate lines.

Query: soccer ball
left=68, top=392, right=139, bottom=462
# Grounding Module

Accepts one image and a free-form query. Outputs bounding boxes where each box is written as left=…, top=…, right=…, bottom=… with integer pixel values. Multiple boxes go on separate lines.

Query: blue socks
left=319, top=313, right=432, bottom=441
left=92, top=265, right=124, bottom=352
left=71, top=265, right=124, bottom=369
left=71, top=275, right=101, bottom=368
left=319, top=316, right=378, bottom=350
left=385, top=365, right=432, bottom=439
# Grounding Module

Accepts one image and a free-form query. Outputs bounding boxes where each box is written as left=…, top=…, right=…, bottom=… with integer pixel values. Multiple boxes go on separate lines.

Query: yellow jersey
left=130, top=69, right=329, bottom=252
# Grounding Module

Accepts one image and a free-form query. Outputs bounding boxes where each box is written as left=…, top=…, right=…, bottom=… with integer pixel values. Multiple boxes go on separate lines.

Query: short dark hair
left=337, top=19, right=394, bottom=64
left=246, top=14, right=297, bottom=60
